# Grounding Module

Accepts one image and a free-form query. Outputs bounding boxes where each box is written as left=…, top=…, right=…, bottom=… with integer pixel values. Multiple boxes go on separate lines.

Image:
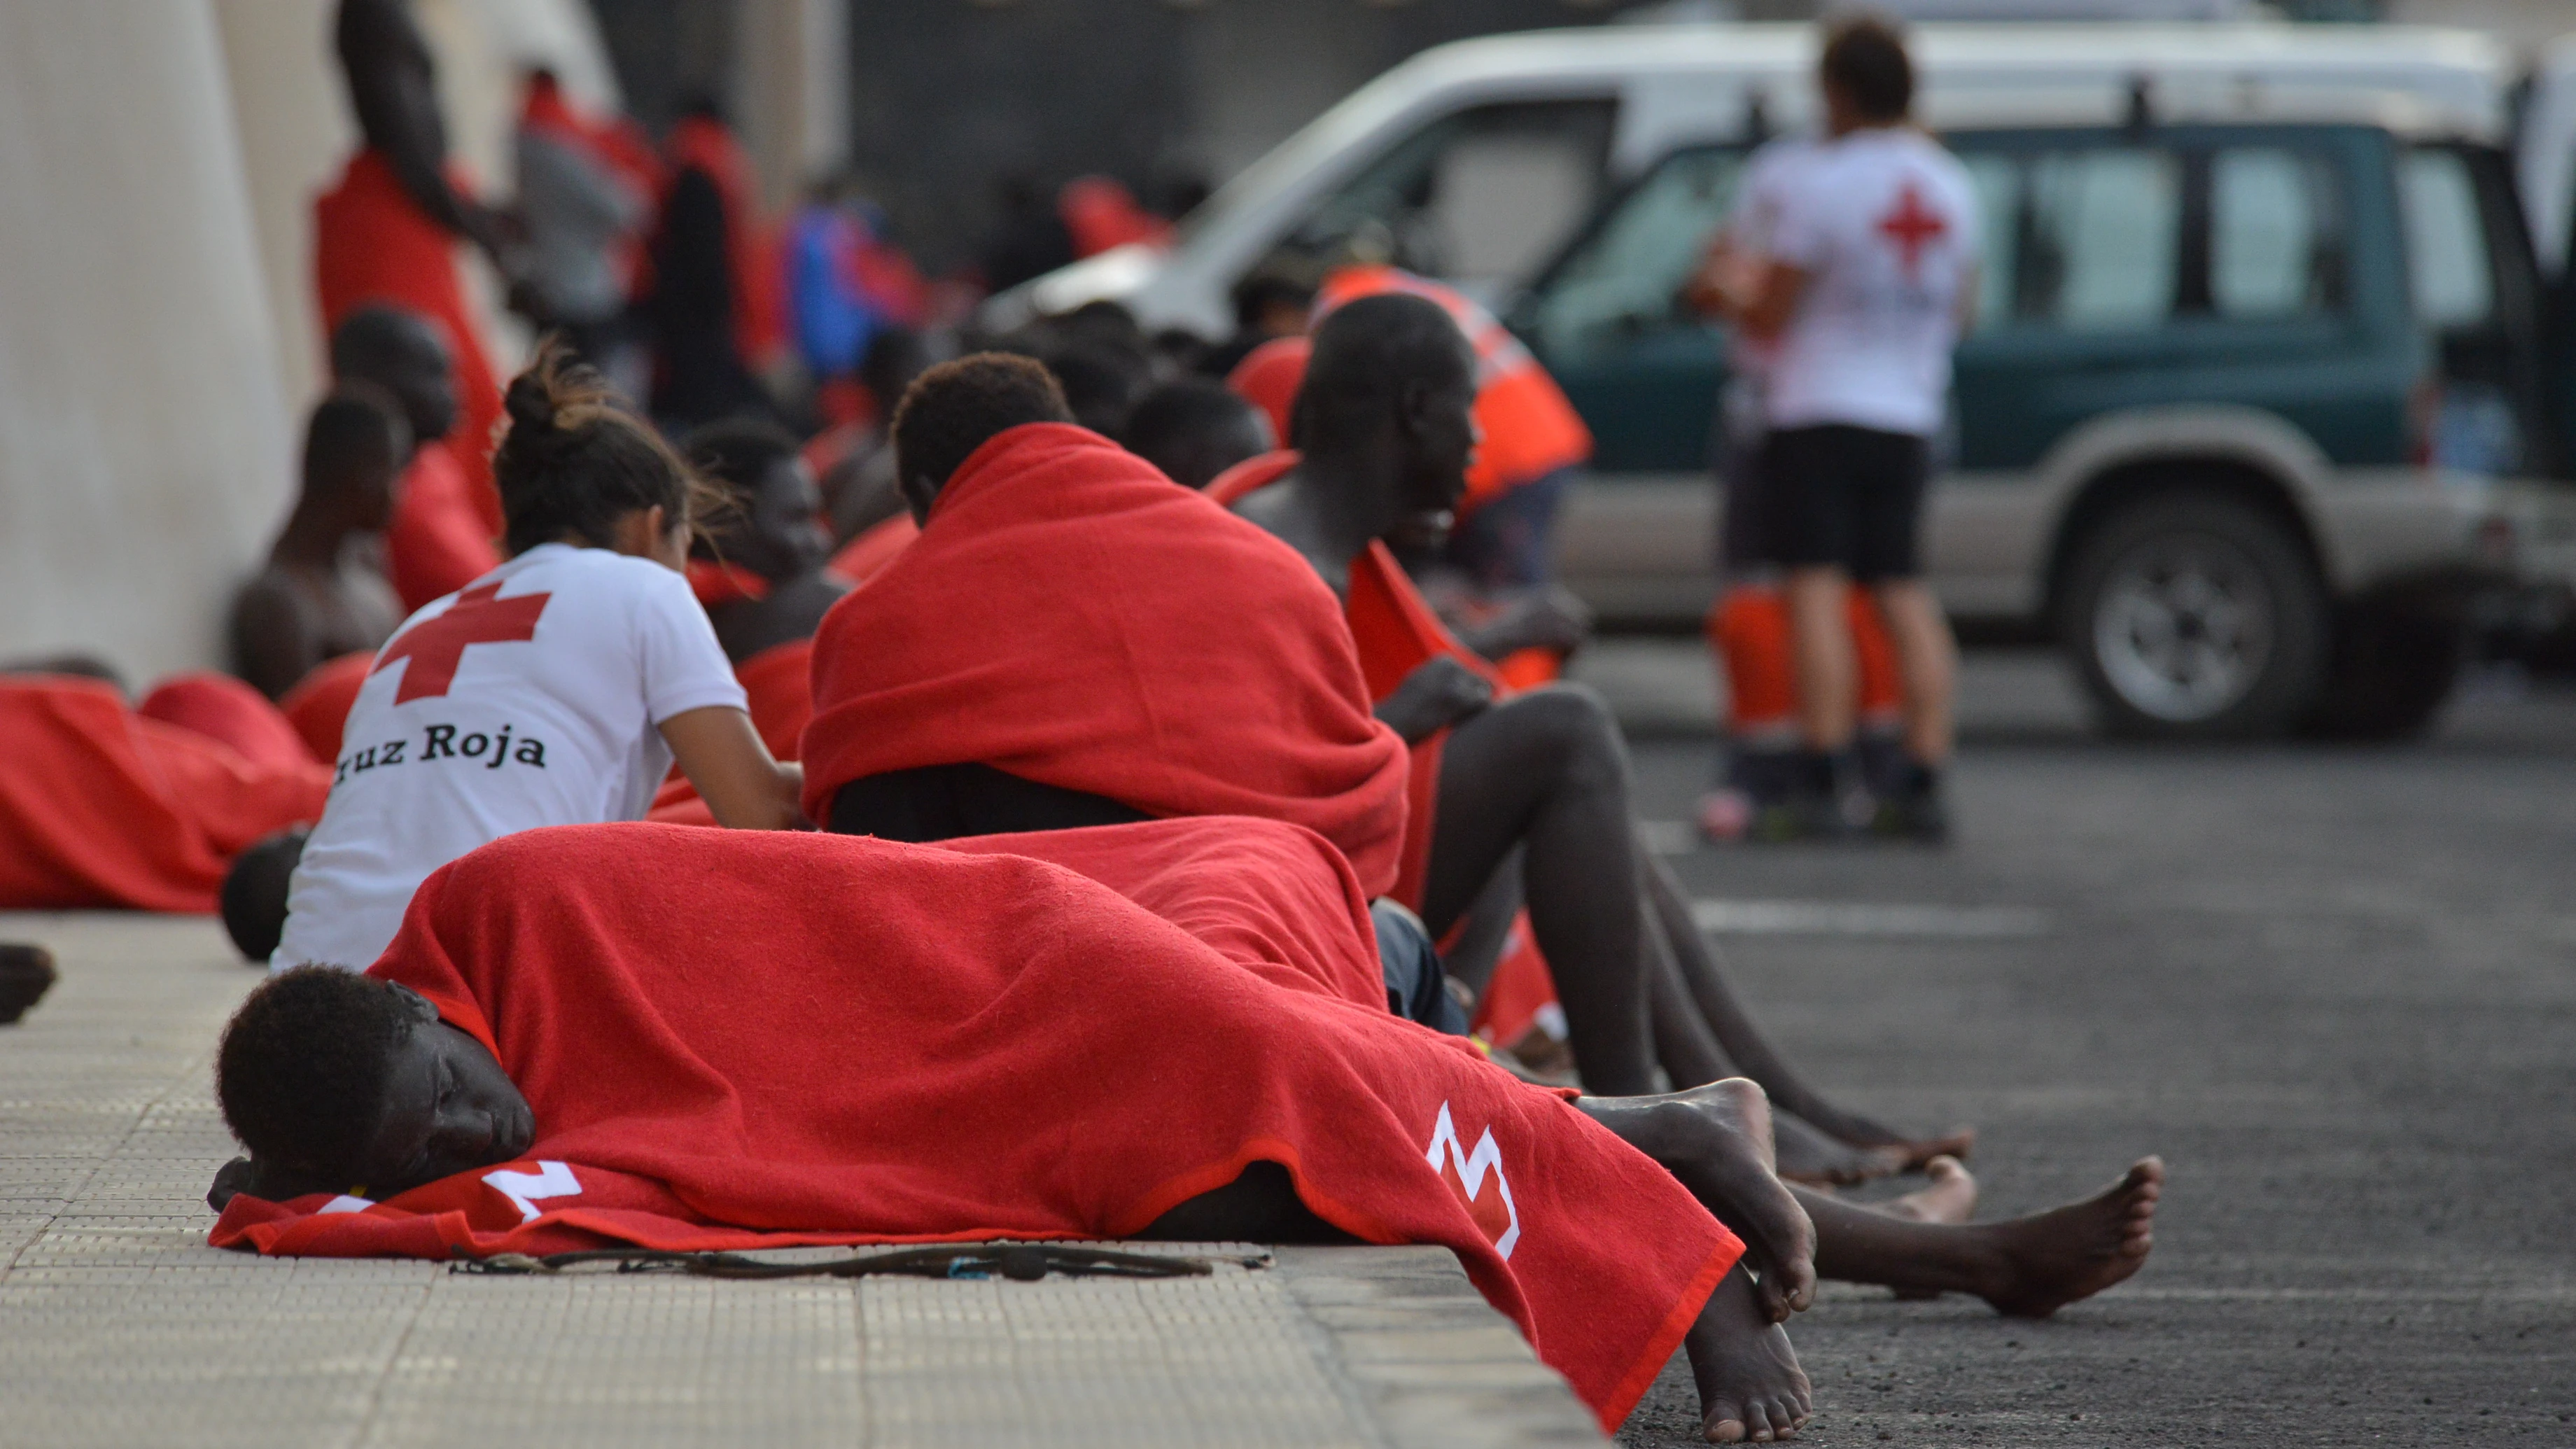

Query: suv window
left=1524, top=146, right=1746, bottom=365
left=2021, top=147, right=2181, bottom=330
left=2396, top=148, right=2493, bottom=327
left=1282, top=100, right=1618, bottom=296
left=2211, top=146, right=2347, bottom=318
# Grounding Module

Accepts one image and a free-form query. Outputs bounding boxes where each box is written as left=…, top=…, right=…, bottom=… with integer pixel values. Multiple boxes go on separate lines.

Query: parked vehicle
left=990, top=22, right=2576, bottom=738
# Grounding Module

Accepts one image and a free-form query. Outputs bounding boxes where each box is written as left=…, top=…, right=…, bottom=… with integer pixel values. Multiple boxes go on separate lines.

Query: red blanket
left=0, top=679, right=332, bottom=911
left=384, top=441, right=501, bottom=614
left=799, top=423, right=1410, bottom=896
left=209, top=819, right=1733, bottom=1427
left=278, top=652, right=377, bottom=764
left=135, top=673, right=316, bottom=776
left=313, top=148, right=505, bottom=536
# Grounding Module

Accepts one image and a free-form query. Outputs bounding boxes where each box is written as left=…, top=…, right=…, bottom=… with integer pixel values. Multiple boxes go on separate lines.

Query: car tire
left=2059, top=493, right=2330, bottom=740
left=2300, top=601, right=2466, bottom=741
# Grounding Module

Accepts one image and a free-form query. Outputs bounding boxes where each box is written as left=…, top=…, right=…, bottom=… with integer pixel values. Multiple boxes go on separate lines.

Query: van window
left=2021, top=148, right=2180, bottom=330
left=1284, top=100, right=1617, bottom=295
left=2397, top=149, right=2494, bottom=327
left=1525, top=146, right=1746, bottom=364
left=2210, top=147, right=2346, bottom=318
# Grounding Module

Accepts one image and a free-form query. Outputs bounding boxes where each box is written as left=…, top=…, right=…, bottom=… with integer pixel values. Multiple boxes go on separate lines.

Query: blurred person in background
left=650, top=97, right=784, bottom=430
left=1700, top=17, right=1977, bottom=842
left=230, top=389, right=411, bottom=701
left=316, top=0, right=514, bottom=528
left=332, top=307, right=501, bottom=615
left=513, top=69, right=651, bottom=390
left=1201, top=269, right=1319, bottom=379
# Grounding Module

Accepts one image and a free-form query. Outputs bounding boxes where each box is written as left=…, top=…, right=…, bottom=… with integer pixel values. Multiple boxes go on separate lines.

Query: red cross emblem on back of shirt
left=372, top=582, right=552, bottom=704
left=1877, top=181, right=1949, bottom=281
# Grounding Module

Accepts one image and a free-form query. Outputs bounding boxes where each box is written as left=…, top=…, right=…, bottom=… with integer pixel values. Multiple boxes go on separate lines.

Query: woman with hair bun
left=269, top=344, right=804, bottom=972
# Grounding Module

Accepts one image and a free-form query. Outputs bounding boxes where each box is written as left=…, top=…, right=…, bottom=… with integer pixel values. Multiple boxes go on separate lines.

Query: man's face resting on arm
left=209, top=967, right=533, bottom=1211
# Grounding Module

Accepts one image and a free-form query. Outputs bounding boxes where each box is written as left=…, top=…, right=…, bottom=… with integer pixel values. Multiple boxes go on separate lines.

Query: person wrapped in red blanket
left=204, top=818, right=1829, bottom=1439
left=0, top=674, right=330, bottom=912
left=798, top=372, right=1410, bottom=898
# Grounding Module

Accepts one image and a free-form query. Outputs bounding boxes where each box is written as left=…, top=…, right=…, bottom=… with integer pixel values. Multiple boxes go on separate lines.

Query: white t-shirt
left=275, top=544, right=746, bottom=971
left=1761, top=128, right=1980, bottom=438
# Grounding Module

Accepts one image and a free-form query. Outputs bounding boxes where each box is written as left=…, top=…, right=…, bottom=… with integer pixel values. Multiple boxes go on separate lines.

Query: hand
left=1497, top=586, right=1594, bottom=656
left=1376, top=655, right=1495, bottom=744
left=207, top=1155, right=337, bottom=1212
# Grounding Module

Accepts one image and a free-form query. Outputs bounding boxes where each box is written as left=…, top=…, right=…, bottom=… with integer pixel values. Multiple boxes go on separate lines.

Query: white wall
left=0, top=2, right=293, bottom=682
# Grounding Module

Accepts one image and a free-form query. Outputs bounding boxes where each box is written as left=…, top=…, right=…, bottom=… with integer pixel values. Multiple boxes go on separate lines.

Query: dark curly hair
left=216, top=966, right=413, bottom=1182
left=890, top=353, right=1073, bottom=519
left=492, top=340, right=718, bottom=556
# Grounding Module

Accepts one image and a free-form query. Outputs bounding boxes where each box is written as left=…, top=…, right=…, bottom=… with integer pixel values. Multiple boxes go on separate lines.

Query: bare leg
left=1872, top=578, right=1956, bottom=766
left=1797, top=1158, right=2163, bottom=1317
left=1422, top=686, right=1656, bottom=1096
left=1784, top=567, right=1857, bottom=752
left=1578, top=1080, right=1816, bottom=1322
left=1644, top=943, right=1910, bottom=1188
left=1875, top=1156, right=1977, bottom=1224
left=1686, top=1264, right=1813, bottom=1442
left=1644, top=856, right=1974, bottom=1165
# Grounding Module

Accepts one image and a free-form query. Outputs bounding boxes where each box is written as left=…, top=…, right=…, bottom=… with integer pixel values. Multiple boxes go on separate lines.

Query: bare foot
left=1879, top=1156, right=1977, bottom=1225
left=1581, top=1079, right=1816, bottom=1321
left=1685, top=1264, right=1812, bottom=1442
left=1976, top=1157, right=2163, bottom=1318
left=1772, top=1110, right=1909, bottom=1187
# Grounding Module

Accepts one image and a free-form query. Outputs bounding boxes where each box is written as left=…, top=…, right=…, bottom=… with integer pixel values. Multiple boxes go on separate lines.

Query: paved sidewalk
left=0, top=914, right=1604, bottom=1449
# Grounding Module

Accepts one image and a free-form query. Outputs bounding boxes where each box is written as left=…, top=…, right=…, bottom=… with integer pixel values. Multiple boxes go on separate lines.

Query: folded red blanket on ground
left=209, top=818, right=1732, bottom=1428
left=800, top=423, right=1410, bottom=895
left=136, top=672, right=316, bottom=776
left=0, top=679, right=332, bottom=911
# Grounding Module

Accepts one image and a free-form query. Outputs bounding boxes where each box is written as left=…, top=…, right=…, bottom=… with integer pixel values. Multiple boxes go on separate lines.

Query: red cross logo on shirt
left=1877, top=181, right=1949, bottom=281
left=372, top=582, right=552, bottom=704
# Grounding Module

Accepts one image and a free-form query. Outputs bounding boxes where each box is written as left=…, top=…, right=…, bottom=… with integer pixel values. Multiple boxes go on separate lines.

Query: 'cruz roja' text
left=335, top=723, right=548, bottom=785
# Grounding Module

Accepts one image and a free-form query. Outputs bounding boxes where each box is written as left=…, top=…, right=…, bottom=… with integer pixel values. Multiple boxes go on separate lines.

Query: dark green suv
left=1516, top=120, right=2568, bottom=738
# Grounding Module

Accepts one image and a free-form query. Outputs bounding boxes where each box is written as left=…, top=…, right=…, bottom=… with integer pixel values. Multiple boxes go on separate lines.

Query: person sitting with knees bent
left=270, top=343, right=802, bottom=972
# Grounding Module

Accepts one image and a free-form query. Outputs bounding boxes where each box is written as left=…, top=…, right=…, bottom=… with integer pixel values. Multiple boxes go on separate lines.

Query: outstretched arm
left=660, top=705, right=804, bottom=830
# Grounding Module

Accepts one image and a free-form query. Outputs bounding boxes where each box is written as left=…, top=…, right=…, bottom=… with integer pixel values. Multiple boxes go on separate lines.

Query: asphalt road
left=1581, top=644, right=2576, bottom=1447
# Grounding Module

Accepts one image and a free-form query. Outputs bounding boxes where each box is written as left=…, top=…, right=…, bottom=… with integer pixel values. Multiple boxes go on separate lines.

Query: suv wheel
left=2059, top=494, right=2329, bottom=739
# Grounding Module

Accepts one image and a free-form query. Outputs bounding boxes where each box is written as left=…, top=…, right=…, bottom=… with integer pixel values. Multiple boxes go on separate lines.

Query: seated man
left=808, top=347, right=1946, bottom=1182
left=332, top=305, right=502, bottom=613
left=206, top=818, right=1812, bottom=1441
left=682, top=418, right=847, bottom=667
left=231, top=388, right=410, bottom=700
left=1119, top=377, right=1274, bottom=491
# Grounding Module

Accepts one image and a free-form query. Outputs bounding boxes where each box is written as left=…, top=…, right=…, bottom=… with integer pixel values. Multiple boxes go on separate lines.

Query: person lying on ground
left=681, top=418, right=846, bottom=665
left=331, top=306, right=503, bottom=613
left=206, top=816, right=1808, bottom=1441
left=207, top=818, right=2161, bottom=1439
left=232, top=389, right=411, bottom=700
left=0, top=668, right=330, bottom=912
left=270, top=344, right=801, bottom=974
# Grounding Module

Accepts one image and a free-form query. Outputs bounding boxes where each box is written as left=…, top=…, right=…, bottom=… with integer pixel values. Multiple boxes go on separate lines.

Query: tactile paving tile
left=0, top=914, right=1600, bottom=1448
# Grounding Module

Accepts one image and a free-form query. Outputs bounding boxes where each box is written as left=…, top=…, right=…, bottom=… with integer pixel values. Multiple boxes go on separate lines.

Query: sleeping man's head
left=215, top=967, right=532, bottom=1203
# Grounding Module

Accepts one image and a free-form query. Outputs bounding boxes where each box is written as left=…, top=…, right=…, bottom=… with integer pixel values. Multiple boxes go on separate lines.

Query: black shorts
left=1755, top=424, right=1931, bottom=582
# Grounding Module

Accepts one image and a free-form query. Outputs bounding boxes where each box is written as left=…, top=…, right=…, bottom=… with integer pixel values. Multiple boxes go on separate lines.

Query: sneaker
left=1870, top=773, right=1951, bottom=844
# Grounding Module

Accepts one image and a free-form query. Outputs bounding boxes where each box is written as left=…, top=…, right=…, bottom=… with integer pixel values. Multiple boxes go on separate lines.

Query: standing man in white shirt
left=1709, top=18, right=1979, bottom=840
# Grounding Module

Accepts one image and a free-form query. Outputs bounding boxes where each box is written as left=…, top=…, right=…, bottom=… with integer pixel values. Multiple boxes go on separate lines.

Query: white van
left=991, top=24, right=2576, bottom=739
